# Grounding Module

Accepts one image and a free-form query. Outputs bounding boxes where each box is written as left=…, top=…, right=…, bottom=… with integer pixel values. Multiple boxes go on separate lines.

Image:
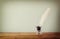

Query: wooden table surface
left=0, top=32, right=60, bottom=39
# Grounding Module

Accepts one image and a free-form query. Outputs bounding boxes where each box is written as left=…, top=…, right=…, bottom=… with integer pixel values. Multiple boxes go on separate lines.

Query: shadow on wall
left=57, top=0, right=60, bottom=32
left=0, top=6, right=2, bottom=32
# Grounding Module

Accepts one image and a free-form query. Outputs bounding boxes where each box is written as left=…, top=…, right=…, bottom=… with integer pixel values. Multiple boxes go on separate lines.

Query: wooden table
left=0, top=32, right=60, bottom=39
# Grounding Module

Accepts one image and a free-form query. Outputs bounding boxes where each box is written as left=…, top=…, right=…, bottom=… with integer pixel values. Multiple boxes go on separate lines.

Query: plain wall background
left=0, top=0, right=60, bottom=32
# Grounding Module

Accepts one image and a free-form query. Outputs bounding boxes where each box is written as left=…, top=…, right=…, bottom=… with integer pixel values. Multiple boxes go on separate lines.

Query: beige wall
left=58, top=0, right=60, bottom=32
left=0, top=0, right=60, bottom=32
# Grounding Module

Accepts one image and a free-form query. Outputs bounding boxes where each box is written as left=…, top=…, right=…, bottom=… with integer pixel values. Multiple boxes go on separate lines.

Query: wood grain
left=0, top=32, right=60, bottom=39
